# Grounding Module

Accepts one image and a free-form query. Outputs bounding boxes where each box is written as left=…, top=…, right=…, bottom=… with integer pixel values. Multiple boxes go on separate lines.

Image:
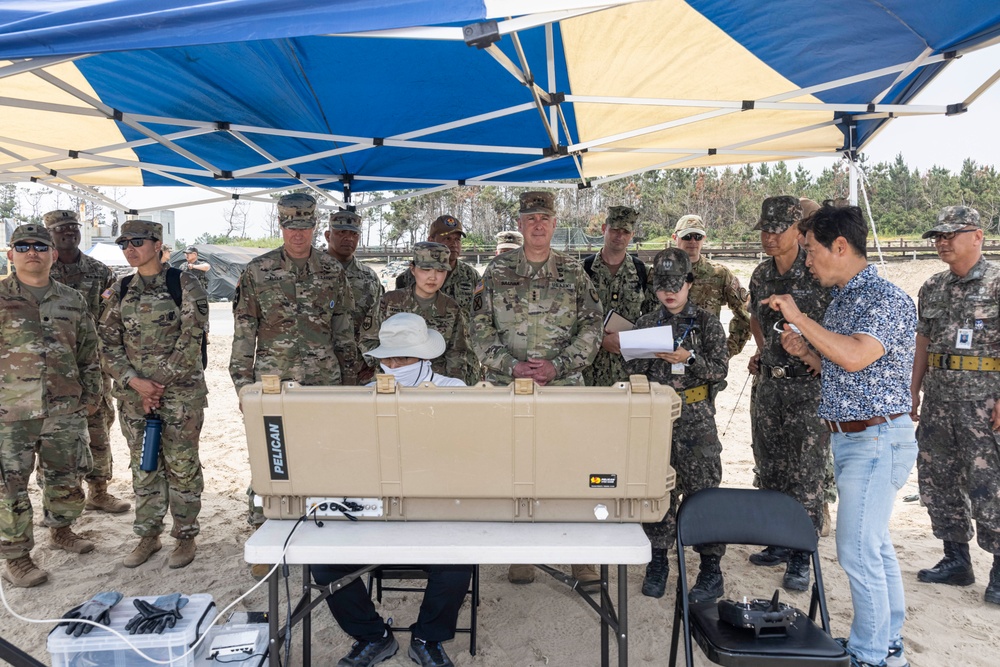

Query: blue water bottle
left=140, top=413, right=162, bottom=472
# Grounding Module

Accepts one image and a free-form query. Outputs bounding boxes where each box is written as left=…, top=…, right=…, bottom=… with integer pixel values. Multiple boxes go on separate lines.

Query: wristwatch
left=685, top=350, right=696, bottom=366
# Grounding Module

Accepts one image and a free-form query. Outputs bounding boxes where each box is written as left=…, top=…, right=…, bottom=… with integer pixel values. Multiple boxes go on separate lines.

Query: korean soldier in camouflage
left=1, top=224, right=101, bottom=588
left=99, top=219, right=209, bottom=570
left=626, top=248, right=730, bottom=601
left=45, top=209, right=130, bottom=514
left=582, top=206, right=649, bottom=386
left=645, top=215, right=751, bottom=358
left=911, top=205, right=1000, bottom=605
left=472, top=190, right=603, bottom=585
left=395, top=214, right=480, bottom=311
left=361, top=242, right=479, bottom=385
left=747, top=196, right=832, bottom=591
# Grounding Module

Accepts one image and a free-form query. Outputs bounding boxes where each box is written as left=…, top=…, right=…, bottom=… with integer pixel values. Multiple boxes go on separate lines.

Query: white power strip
left=209, top=629, right=259, bottom=658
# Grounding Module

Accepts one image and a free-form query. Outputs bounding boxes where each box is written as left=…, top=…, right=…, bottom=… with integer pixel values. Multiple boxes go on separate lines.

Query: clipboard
left=603, top=309, right=635, bottom=333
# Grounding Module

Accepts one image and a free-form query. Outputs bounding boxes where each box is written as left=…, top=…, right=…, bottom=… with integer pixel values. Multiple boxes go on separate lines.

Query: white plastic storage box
left=48, top=593, right=217, bottom=667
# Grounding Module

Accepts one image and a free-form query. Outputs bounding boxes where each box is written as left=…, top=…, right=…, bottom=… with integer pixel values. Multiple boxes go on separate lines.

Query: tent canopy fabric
left=0, top=1, right=998, bottom=213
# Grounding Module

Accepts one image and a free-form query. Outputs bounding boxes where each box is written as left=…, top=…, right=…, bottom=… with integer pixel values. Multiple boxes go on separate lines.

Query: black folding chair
left=669, top=488, right=849, bottom=667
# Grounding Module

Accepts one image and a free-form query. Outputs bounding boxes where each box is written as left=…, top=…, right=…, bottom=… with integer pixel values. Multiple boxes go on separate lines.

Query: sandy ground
left=4, top=258, right=999, bottom=666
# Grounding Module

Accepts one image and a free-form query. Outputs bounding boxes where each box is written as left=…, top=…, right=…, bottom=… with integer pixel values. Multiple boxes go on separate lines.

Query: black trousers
left=311, top=564, right=472, bottom=643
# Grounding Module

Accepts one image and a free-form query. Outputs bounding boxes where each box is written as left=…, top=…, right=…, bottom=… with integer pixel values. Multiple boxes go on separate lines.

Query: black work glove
left=124, top=593, right=189, bottom=635
left=59, top=591, right=124, bottom=637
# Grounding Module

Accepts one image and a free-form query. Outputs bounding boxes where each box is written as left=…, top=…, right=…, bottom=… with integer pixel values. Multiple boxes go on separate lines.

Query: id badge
left=671, top=362, right=686, bottom=375
left=956, top=328, right=973, bottom=350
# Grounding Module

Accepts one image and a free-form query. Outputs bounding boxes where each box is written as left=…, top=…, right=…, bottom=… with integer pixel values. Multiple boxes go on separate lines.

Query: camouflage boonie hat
left=519, top=191, right=555, bottom=215
left=10, top=224, right=54, bottom=247
left=277, top=193, right=318, bottom=229
left=606, top=206, right=638, bottom=231
left=43, top=209, right=79, bottom=229
left=116, top=219, right=162, bottom=243
left=412, top=242, right=452, bottom=271
left=674, top=214, right=706, bottom=238
left=921, top=205, right=982, bottom=239
left=754, top=195, right=802, bottom=233
left=329, top=210, right=362, bottom=232
left=651, top=247, right=692, bottom=293
left=495, top=230, right=524, bottom=249
left=428, top=214, right=465, bottom=238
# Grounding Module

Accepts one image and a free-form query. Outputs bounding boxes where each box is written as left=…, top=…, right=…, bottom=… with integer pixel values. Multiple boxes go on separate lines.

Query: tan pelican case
left=241, top=375, right=679, bottom=522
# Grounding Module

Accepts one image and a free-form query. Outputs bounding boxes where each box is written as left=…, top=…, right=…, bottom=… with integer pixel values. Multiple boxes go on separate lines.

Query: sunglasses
left=116, top=238, right=152, bottom=249
left=927, top=228, right=976, bottom=242
left=680, top=233, right=704, bottom=242
left=13, top=242, right=51, bottom=253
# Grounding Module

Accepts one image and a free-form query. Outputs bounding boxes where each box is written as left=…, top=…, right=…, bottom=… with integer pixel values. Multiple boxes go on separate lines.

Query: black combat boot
left=688, top=554, right=724, bottom=603
left=985, top=555, right=1000, bottom=606
left=642, top=548, right=670, bottom=598
left=782, top=550, right=811, bottom=592
left=748, top=545, right=790, bottom=566
left=917, top=541, right=975, bottom=586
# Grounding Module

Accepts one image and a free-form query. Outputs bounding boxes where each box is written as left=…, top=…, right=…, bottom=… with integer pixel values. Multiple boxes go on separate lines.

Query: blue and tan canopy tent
left=0, top=0, right=999, bottom=221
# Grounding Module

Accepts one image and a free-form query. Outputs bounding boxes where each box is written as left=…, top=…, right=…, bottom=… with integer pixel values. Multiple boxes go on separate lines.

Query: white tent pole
left=850, top=157, right=886, bottom=268
left=0, top=55, right=89, bottom=79
left=546, top=22, right=558, bottom=142
left=871, top=47, right=934, bottom=105
left=964, top=66, right=1000, bottom=106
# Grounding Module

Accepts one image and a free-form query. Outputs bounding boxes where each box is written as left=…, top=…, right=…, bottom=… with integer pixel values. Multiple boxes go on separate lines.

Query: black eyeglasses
left=116, top=238, right=151, bottom=249
left=13, top=242, right=51, bottom=253
left=928, top=228, right=977, bottom=242
left=680, top=233, right=705, bottom=242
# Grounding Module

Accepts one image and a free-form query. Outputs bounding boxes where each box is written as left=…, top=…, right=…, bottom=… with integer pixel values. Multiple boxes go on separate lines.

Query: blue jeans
left=832, top=415, right=917, bottom=665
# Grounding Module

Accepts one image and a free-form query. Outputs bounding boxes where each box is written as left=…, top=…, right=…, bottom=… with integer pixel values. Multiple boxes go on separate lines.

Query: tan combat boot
left=508, top=564, right=535, bottom=584
left=86, top=481, right=132, bottom=514
left=168, top=537, right=196, bottom=569
left=2, top=555, right=48, bottom=588
left=571, top=564, right=601, bottom=584
left=50, top=526, right=95, bottom=554
left=123, top=536, right=162, bottom=568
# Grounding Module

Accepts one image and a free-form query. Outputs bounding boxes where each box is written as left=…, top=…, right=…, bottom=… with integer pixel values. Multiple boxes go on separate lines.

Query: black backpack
left=120, top=267, right=208, bottom=369
left=582, top=253, right=648, bottom=293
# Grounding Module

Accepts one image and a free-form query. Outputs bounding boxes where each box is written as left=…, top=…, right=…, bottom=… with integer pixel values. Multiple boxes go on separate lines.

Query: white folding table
left=245, top=520, right=650, bottom=667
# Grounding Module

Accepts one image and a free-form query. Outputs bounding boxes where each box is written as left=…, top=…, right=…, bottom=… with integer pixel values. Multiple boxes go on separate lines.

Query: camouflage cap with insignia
left=651, top=247, right=692, bottom=293
left=921, top=205, right=982, bottom=239
left=674, top=214, right=706, bottom=238
left=277, top=192, right=318, bottom=229
left=115, top=219, right=162, bottom=243
left=329, top=209, right=363, bottom=232
left=519, top=191, right=555, bottom=216
left=10, top=223, right=54, bottom=247
left=412, top=241, right=452, bottom=271
left=43, top=209, right=79, bottom=229
left=606, top=206, right=638, bottom=231
left=428, top=214, right=465, bottom=238
left=495, top=230, right=524, bottom=250
left=754, top=195, right=802, bottom=233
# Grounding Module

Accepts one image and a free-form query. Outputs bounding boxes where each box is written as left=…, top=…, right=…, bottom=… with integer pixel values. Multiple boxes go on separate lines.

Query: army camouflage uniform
left=749, top=247, right=832, bottom=531
left=230, top=247, right=359, bottom=392
left=471, top=248, right=603, bottom=386
left=341, top=256, right=384, bottom=344
left=582, top=252, right=646, bottom=386
left=396, top=259, right=480, bottom=312
left=1, top=275, right=99, bottom=559
left=100, top=267, right=209, bottom=539
left=626, top=300, right=729, bottom=552
left=361, top=287, right=479, bottom=385
left=916, top=255, right=1000, bottom=554
left=51, top=251, right=117, bottom=484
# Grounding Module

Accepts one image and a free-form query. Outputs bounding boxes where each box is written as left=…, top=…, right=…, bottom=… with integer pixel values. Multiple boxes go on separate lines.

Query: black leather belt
left=761, top=364, right=812, bottom=379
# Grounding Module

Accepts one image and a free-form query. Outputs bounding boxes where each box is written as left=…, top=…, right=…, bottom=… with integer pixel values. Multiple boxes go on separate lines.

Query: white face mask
left=379, top=360, right=431, bottom=386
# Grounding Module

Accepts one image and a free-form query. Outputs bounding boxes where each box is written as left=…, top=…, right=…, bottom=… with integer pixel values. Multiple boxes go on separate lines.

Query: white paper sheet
left=620, top=325, right=674, bottom=362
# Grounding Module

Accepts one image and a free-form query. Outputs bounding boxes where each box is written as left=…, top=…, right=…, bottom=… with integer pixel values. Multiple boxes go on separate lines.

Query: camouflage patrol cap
left=428, top=214, right=465, bottom=238
left=799, top=198, right=820, bottom=222
left=519, top=191, right=555, bottom=216
left=184, top=246, right=198, bottom=254
left=495, top=230, right=524, bottom=251
left=674, top=214, right=706, bottom=238
left=115, top=219, right=162, bottom=243
left=329, top=210, right=363, bottom=232
left=412, top=242, right=452, bottom=271
left=606, top=206, right=638, bottom=231
left=921, top=205, right=982, bottom=239
left=754, top=195, right=802, bottom=233
left=651, top=247, right=692, bottom=293
left=43, top=209, right=79, bottom=229
left=10, top=224, right=54, bottom=247
left=277, top=193, right=317, bottom=229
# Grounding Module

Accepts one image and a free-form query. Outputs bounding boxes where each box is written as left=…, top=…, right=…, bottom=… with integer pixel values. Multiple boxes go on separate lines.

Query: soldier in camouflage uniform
left=1, top=224, right=101, bottom=588
left=627, top=248, right=730, bottom=601
left=582, top=206, right=649, bottom=386
left=183, top=246, right=211, bottom=289
left=472, top=190, right=603, bottom=585
left=911, top=205, right=1000, bottom=605
left=361, top=243, right=478, bottom=385
left=45, top=209, right=130, bottom=514
left=325, top=209, right=384, bottom=383
left=747, top=196, right=832, bottom=591
left=99, top=220, right=209, bottom=570
left=395, top=214, right=480, bottom=311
